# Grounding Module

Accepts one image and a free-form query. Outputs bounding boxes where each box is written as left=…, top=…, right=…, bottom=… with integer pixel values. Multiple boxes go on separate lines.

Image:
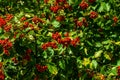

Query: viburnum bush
left=0, top=0, right=120, bottom=80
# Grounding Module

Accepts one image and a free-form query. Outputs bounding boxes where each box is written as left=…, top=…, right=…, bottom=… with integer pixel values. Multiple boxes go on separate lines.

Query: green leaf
left=100, top=66, right=106, bottom=74
left=98, top=2, right=105, bottom=12
left=117, top=60, right=120, bottom=66
left=98, top=2, right=110, bottom=12
left=47, top=63, right=58, bottom=75
left=86, top=41, right=93, bottom=46
left=102, top=40, right=111, bottom=44
left=92, top=60, right=98, bottom=69
left=106, top=3, right=110, bottom=11
left=59, top=60, right=66, bottom=70
left=59, top=47, right=66, bottom=55
left=43, top=51, right=47, bottom=59
left=68, top=0, right=74, bottom=5
left=47, top=47, right=54, bottom=58
left=77, top=57, right=83, bottom=68
left=110, top=66, right=117, bottom=75
left=95, top=42, right=103, bottom=47
left=0, top=57, right=2, bottom=62
left=52, top=20, right=61, bottom=28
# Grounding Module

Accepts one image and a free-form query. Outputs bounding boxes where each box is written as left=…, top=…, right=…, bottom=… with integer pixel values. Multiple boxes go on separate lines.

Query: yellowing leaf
left=94, top=50, right=103, bottom=58
left=115, top=41, right=120, bottom=45
left=84, top=48, right=88, bottom=55
left=83, top=58, right=90, bottom=66
left=104, top=51, right=112, bottom=60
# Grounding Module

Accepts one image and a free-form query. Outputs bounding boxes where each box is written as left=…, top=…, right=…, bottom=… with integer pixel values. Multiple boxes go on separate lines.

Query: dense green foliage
left=0, top=0, right=120, bottom=80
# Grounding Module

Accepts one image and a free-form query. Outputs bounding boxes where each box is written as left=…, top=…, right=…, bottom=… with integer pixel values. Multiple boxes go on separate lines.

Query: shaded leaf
left=92, top=60, right=98, bottom=69
left=59, top=60, right=66, bottom=70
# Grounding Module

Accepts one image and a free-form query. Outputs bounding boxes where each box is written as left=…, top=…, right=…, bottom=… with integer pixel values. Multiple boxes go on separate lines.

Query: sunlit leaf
left=94, top=50, right=103, bottom=58
left=52, top=20, right=61, bottom=28
left=47, top=63, right=58, bottom=75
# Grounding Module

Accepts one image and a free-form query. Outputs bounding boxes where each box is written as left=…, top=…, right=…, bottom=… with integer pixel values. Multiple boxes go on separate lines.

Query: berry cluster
left=52, top=32, right=80, bottom=47
left=5, top=14, right=13, bottom=22
left=32, top=16, right=44, bottom=24
left=41, top=42, right=57, bottom=50
left=50, top=0, right=71, bottom=13
left=90, top=11, right=98, bottom=19
left=56, top=16, right=65, bottom=22
left=76, top=21, right=83, bottom=27
left=113, top=16, right=118, bottom=23
left=52, top=32, right=61, bottom=41
left=0, top=70, right=5, bottom=80
left=0, top=39, right=12, bottom=56
left=58, top=37, right=71, bottom=47
left=20, top=16, right=27, bottom=21
left=0, top=63, right=4, bottom=80
left=36, top=64, right=48, bottom=72
left=23, top=22, right=29, bottom=28
left=11, top=57, right=18, bottom=64
left=79, top=0, right=89, bottom=10
left=117, top=66, right=120, bottom=76
left=75, top=18, right=88, bottom=27
left=70, top=37, right=80, bottom=47
left=50, top=5, right=61, bottom=13
left=0, top=17, right=6, bottom=27
left=3, top=24, right=12, bottom=32
left=23, top=49, right=32, bottom=61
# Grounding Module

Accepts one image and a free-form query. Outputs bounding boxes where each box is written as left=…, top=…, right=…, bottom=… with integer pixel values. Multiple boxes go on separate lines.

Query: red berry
left=90, top=11, right=98, bottom=19
left=56, top=16, right=65, bottom=22
left=113, top=16, right=118, bottom=23
left=79, top=1, right=89, bottom=10
left=77, top=21, right=83, bottom=27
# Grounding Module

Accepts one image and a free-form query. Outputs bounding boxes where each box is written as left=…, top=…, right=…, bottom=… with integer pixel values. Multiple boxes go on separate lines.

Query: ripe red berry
left=90, top=11, right=98, bottom=19
left=23, top=22, right=29, bottom=28
left=4, top=24, right=12, bottom=32
left=71, top=37, right=80, bottom=47
left=50, top=5, right=60, bottom=13
left=5, top=14, right=13, bottom=22
left=20, top=16, right=26, bottom=21
left=77, top=21, right=83, bottom=27
left=64, top=32, right=69, bottom=37
left=82, top=18, right=88, bottom=27
left=79, top=1, right=89, bottom=10
left=56, top=16, right=65, bottom=22
left=113, top=16, right=118, bottom=23
left=36, top=64, right=48, bottom=72
left=0, top=62, right=3, bottom=69
left=12, top=57, right=18, bottom=64
left=0, top=69, right=5, bottom=80
left=0, top=17, right=6, bottom=27
left=41, top=42, right=57, bottom=50
left=52, top=32, right=61, bottom=41
left=117, top=66, right=120, bottom=76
